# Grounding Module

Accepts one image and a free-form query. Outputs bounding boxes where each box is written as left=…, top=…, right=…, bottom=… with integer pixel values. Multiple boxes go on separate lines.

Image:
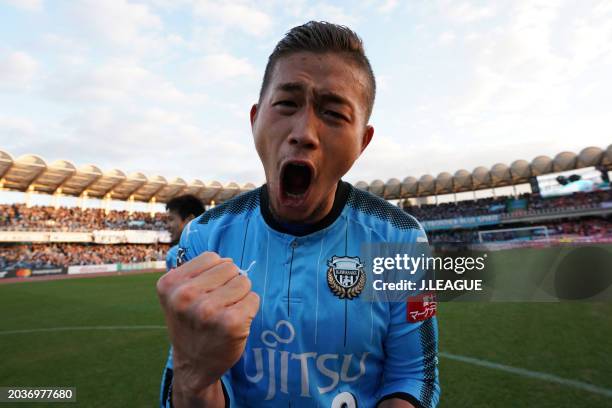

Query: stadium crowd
left=403, top=190, right=611, bottom=221
left=1, top=190, right=609, bottom=232
left=0, top=243, right=169, bottom=269
left=428, top=218, right=612, bottom=243
left=0, top=204, right=168, bottom=232
left=1, top=189, right=610, bottom=270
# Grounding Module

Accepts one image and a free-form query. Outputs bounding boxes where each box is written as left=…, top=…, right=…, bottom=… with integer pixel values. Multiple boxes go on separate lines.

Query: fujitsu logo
left=244, top=320, right=369, bottom=400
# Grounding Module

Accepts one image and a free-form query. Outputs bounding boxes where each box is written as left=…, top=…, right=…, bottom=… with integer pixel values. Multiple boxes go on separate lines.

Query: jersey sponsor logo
left=407, top=292, right=437, bottom=322
left=244, top=320, right=369, bottom=401
left=176, top=247, right=187, bottom=267
left=326, top=256, right=366, bottom=299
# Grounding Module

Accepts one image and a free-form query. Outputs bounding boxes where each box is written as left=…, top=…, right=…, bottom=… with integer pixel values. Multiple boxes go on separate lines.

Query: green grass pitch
left=1, top=249, right=611, bottom=407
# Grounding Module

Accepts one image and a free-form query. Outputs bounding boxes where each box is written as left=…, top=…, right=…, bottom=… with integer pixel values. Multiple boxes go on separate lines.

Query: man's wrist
left=172, top=379, right=225, bottom=408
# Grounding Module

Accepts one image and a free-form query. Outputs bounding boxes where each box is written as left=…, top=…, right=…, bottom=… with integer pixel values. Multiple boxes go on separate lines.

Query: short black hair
left=166, top=194, right=205, bottom=221
left=259, top=21, right=376, bottom=120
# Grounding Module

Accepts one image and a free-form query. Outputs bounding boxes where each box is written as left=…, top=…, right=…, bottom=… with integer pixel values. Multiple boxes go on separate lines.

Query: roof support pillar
left=25, top=185, right=35, bottom=208
left=148, top=196, right=157, bottom=217
left=104, top=193, right=111, bottom=215
left=52, top=188, right=62, bottom=209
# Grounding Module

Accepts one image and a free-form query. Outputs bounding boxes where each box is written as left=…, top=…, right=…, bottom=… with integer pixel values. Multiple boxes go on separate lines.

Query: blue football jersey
left=166, top=245, right=178, bottom=271
left=160, top=181, right=440, bottom=408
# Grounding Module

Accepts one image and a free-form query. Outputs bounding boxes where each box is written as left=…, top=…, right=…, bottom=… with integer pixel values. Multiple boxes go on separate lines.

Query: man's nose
left=288, top=109, right=320, bottom=149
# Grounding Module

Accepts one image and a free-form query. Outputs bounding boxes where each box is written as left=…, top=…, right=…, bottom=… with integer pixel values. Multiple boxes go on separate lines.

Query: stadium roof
left=0, top=145, right=610, bottom=203
left=0, top=149, right=254, bottom=204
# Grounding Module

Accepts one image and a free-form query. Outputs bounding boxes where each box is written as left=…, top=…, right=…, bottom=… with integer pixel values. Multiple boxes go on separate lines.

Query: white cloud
left=449, top=1, right=572, bottom=120
left=44, top=60, right=203, bottom=106
left=438, top=31, right=455, bottom=46
left=41, top=33, right=88, bottom=54
left=192, top=0, right=273, bottom=37
left=3, top=0, right=42, bottom=11
left=50, top=106, right=261, bottom=182
left=67, top=0, right=168, bottom=55
left=0, top=51, right=38, bottom=90
left=441, top=1, right=496, bottom=23
left=378, top=0, right=398, bottom=14
left=300, top=3, right=358, bottom=26
left=188, top=53, right=257, bottom=84
left=0, top=115, right=36, bottom=138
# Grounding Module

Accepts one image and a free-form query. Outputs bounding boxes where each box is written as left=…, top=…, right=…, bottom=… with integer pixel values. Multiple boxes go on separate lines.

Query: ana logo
left=327, top=256, right=366, bottom=299
left=176, top=247, right=187, bottom=267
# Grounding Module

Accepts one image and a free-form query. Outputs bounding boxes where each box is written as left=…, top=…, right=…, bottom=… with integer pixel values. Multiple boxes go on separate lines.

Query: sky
left=1, top=0, right=611, bottom=188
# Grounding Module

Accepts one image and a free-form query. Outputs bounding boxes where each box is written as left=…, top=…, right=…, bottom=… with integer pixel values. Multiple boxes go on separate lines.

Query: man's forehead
left=269, top=52, right=369, bottom=103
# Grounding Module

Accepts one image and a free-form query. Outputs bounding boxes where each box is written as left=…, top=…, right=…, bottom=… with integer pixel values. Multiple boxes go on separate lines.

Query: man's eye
left=323, top=110, right=347, bottom=121
left=274, top=100, right=297, bottom=108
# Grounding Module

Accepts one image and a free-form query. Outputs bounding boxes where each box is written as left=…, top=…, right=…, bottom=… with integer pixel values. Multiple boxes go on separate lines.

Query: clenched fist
left=157, top=251, right=260, bottom=407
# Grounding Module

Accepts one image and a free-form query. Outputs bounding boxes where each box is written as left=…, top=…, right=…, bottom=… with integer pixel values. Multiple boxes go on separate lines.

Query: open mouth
left=281, top=161, right=313, bottom=200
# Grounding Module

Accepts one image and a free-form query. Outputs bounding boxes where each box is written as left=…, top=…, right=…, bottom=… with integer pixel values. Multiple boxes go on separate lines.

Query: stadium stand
left=0, top=243, right=168, bottom=269
left=426, top=218, right=612, bottom=244
left=0, top=204, right=168, bottom=232
left=403, top=190, right=611, bottom=221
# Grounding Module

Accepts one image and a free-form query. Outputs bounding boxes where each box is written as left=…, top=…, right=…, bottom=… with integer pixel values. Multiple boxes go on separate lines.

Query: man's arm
left=171, top=379, right=225, bottom=408
left=376, top=313, right=439, bottom=408
left=378, top=399, right=416, bottom=408
left=157, top=252, right=259, bottom=408
left=377, top=227, right=440, bottom=408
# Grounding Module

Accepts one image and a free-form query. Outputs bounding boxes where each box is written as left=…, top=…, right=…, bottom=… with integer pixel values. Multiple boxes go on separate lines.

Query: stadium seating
left=402, top=190, right=610, bottom=221
left=0, top=204, right=168, bottom=232
left=1, top=189, right=610, bottom=269
left=0, top=243, right=169, bottom=270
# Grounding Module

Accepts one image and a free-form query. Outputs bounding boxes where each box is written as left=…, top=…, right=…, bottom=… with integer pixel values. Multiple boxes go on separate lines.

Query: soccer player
left=158, top=21, right=440, bottom=408
left=165, top=194, right=206, bottom=269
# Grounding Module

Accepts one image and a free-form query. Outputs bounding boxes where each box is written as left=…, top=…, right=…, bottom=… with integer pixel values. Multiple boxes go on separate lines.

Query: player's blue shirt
left=166, top=245, right=179, bottom=270
left=160, top=181, right=440, bottom=407
left=160, top=244, right=178, bottom=404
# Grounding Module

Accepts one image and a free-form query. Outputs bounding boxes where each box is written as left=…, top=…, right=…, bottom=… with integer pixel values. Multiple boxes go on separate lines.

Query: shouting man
left=158, top=21, right=440, bottom=408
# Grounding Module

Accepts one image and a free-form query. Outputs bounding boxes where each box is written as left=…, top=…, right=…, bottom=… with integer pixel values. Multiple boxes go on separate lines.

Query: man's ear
left=250, top=104, right=258, bottom=127
left=359, top=125, right=374, bottom=155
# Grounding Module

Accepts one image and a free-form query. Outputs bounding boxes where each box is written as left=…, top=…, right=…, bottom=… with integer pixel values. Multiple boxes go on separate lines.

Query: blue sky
left=1, top=0, right=611, bottom=187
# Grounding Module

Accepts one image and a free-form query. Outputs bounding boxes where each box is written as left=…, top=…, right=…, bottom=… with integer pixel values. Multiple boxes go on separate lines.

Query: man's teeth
left=286, top=192, right=304, bottom=198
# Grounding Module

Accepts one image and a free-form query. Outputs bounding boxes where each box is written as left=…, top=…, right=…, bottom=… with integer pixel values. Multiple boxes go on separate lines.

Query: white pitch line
left=440, top=351, right=612, bottom=398
left=0, top=325, right=166, bottom=335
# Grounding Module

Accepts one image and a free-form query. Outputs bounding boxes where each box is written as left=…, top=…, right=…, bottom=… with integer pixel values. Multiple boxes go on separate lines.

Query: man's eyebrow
left=275, top=82, right=304, bottom=93
left=274, top=83, right=354, bottom=110
left=318, top=92, right=352, bottom=107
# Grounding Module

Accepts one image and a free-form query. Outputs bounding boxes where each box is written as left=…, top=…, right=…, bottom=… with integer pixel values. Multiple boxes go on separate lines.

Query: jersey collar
left=260, top=180, right=351, bottom=237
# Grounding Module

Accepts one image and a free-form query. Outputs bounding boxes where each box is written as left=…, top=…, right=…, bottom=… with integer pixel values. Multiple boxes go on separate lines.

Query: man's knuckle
left=225, top=262, right=240, bottom=275
left=171, top=285, right=198, bottom=312
left=249, top=292, right=261, bottom=307
left=196, top=300, right=217, bottom=322
left=236, top=275, right=252, bottom=292
left=223, top=313, right=245, bottom=338
left=156, top=274, right=172, bottom=296
left=203, top=251, right=220, bottom=261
